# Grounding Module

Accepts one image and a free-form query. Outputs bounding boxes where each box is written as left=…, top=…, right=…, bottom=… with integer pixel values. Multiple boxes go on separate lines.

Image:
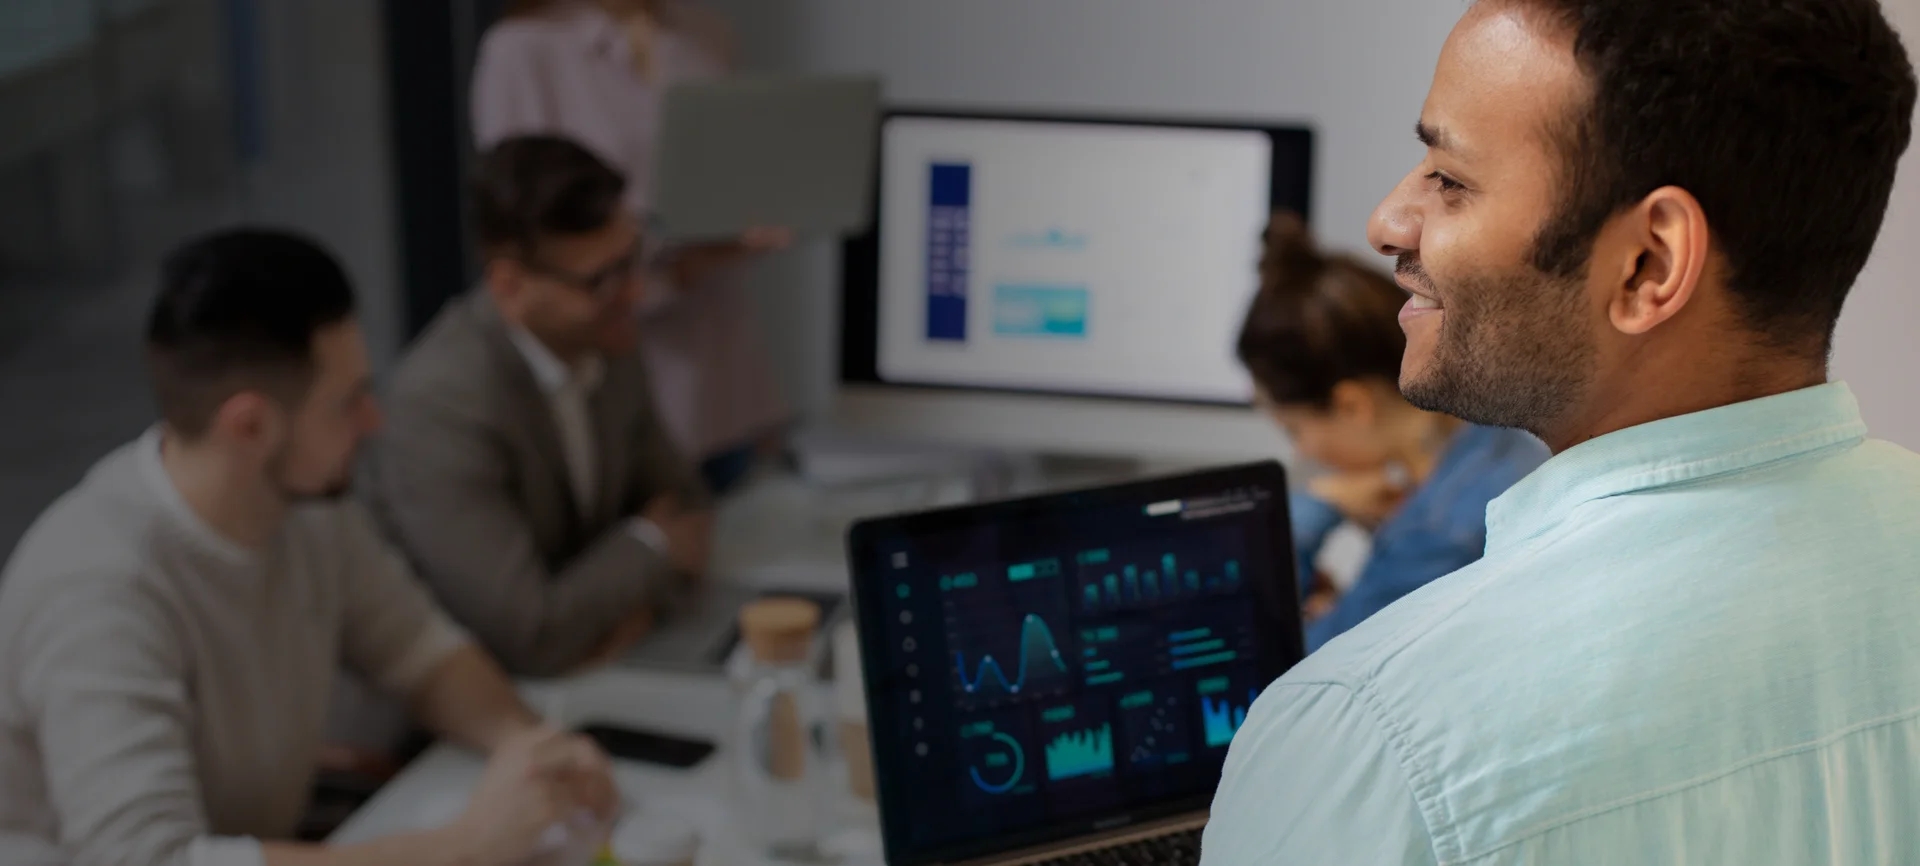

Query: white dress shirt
left=505, top=325, right=603, bottom=513
left=505, top=327, right=668, bottom=554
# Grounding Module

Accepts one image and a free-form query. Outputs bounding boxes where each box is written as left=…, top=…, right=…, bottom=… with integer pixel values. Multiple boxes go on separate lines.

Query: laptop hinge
left=938, top=811, right=1208, bottom=866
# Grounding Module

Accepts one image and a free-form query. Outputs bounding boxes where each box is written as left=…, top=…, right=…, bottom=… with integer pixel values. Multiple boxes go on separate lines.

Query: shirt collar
left=136, top=427, right=259, bottom=568
left=1484, top=382, right=1868, bottom=553
left=505, top=325, right=605, bottom=396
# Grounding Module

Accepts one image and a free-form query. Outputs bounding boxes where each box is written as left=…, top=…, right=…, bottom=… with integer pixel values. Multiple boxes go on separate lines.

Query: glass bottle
left=732, top=598, right=831, bottom=862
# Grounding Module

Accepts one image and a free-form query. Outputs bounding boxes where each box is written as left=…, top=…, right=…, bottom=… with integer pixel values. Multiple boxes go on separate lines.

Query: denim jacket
left=1291, top=424, right=1547, bottom=650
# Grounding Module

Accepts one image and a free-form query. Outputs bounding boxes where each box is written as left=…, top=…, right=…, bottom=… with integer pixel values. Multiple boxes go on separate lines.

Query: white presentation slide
left=876, top=116, right=1272, bottom=403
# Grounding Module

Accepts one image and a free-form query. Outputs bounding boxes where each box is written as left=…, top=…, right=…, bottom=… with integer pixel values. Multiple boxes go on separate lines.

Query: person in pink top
left=472, top=0, right=789, bottom=494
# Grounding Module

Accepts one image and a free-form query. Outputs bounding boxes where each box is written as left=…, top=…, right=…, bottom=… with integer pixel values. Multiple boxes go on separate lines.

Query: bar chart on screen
left=1039, top=699, right=1116, bottom=782
left=1196, top=672, right=1262, bottom=749
left=1075, top=529, right=1246, bottom=614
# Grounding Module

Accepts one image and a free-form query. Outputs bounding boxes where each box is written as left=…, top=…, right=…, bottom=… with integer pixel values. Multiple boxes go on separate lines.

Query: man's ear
left=205, top=391, right=280, bottom=453
left=484, top=256, right=528, bottom=317
left=1607, top=185, right=1711, bottom=337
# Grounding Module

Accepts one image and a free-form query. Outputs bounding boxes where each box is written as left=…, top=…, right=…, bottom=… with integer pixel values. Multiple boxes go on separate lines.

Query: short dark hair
left=1237, top=213, right=1407, bottom=409
left=471, top=135, right=628, bottom=256
left=1515, top=0, right=1916, bottom=357
left=146, top=229, right=356, bottom=438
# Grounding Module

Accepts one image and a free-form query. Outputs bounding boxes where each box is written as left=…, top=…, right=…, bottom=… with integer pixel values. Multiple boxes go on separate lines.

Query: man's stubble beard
left=266, top=439, right=354, bottom=504
left=1398, top=258, right=1597, bottom=440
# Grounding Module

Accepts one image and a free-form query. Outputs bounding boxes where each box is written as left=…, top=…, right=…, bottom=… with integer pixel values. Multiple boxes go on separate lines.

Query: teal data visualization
left=1196, top=669, right=1263, bottom=749
left=1076, top=526, right=1247, bottom=614
left=865, top=472, right=1296, bottom=851
left=1118, top=687, right=1193, bottom=771
left=1039, top=699, right=1116, bottom=782
left=944, top=560, right=1075, bottom=709
left=958, top=709, right=1040, bottom=806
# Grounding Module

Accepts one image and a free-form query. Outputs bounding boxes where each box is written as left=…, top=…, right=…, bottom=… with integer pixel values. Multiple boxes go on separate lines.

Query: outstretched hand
left=664, top=226, right=793, bottom=288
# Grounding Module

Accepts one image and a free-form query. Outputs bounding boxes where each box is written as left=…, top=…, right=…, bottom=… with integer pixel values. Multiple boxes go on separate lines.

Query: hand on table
left=641, top=494, right=714, bottom=577
left=449, top=726, right=618, bottom=866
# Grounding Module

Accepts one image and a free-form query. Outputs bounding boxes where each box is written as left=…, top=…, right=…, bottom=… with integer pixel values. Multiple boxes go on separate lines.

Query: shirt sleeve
left=626, top=364, right=713, bottom=513
left=1201, top=680, right=1439, bottom=866
left=370, top=388, right=676, bottom=677
left=470, top=28, right=553, bottom=148
left=335, top=504, right=471, bottom=698
left=637, top=263, right=687, bottom=319
left=17, top=575, right=266, bottom=866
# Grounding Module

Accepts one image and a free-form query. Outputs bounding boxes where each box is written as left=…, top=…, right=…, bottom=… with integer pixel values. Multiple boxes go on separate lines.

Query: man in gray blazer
left=363, top=135, right=712, bottom=677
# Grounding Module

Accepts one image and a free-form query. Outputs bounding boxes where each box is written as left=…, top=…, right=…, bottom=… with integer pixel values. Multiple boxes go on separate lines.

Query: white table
left=330, top=471, right=900, bottom=863
left=328, top=667, right=883, bottom=866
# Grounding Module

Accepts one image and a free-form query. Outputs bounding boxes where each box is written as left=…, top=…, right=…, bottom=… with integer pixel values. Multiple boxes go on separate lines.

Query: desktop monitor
left=837, top=109, right=1313, bottom=459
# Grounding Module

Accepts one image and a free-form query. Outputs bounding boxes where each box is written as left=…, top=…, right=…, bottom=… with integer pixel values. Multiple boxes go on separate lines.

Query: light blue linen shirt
left=1203, top=383, right=1920, bottom=865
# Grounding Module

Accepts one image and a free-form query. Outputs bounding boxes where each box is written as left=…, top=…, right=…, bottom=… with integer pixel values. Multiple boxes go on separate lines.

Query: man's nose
left=1369, top=171, right=1424, bottom=258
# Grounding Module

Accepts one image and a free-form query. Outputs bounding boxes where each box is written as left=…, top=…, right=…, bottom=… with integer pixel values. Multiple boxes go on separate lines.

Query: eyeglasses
left=521, top=246, right=642, bottom=301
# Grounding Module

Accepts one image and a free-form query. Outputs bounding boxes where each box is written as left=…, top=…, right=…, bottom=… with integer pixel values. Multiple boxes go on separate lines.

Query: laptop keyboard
left=1032, top=827, right=1203, bottom=866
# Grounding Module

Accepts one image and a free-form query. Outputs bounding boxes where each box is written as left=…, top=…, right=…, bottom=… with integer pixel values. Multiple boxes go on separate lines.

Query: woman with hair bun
left=1238, top=213, right=1547, bottom=651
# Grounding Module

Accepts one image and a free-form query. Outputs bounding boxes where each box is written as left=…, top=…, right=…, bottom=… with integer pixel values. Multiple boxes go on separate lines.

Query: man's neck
left=495, top=303, right=593, bottom=370
left=159, top=434, right=287, bottom=551
left=1539, top=353, right=1828, bottom=454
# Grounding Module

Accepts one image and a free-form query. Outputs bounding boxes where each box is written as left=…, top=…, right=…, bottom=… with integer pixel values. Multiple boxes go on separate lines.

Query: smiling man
left=1201, top=1, right=1917, bottom=864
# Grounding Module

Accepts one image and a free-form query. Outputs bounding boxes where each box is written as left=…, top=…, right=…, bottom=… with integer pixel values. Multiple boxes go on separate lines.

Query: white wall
left=1835, top=0, right=1920, bottom=449
left=723, top=0, right=1920, bottom=449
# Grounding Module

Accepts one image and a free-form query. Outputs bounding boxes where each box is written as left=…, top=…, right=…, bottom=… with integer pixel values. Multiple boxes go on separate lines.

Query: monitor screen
left=848, top=464, right=1304, bottom=866
left=841, top=111, right=1313, bottom=406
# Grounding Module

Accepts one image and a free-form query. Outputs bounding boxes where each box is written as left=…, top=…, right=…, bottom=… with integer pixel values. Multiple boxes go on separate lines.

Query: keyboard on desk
left=1032, top=827, right=1203, bottom=866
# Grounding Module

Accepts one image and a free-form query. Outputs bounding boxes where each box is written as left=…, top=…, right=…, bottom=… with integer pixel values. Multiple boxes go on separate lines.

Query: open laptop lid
left=650, top=74, right=882, bottom=241
left=848, top=462, right=1304, bottom=866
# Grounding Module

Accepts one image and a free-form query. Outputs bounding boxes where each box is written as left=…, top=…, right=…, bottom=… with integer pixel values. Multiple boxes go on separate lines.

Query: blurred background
left=2, top=0, right=1917, bottom=560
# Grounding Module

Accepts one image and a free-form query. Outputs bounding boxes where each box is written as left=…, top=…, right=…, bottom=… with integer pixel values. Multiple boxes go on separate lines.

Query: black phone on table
left=575, top=722, right=716, bottom=768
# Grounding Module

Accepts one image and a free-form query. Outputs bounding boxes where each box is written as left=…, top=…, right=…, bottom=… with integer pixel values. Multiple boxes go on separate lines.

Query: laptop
left=847, top=463, right=1304, bottom=866
left=650, top=74, right=882, bottom=241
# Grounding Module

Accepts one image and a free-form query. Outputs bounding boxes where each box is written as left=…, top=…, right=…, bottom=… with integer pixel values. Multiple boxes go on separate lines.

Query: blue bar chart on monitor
left=925, top=162, right=972, bottom=342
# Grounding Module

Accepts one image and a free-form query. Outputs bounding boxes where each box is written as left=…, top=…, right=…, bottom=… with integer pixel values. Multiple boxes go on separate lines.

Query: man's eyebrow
left=1415, top=121, right=1457, bottom=154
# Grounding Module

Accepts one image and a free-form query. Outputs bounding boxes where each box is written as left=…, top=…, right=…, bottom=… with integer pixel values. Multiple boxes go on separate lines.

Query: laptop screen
left=848, top=463, right=1303, bottom=865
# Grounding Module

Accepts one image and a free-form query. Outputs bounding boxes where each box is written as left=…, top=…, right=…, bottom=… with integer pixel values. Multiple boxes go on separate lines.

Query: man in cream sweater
left=0, top=230, right=615, bottom=866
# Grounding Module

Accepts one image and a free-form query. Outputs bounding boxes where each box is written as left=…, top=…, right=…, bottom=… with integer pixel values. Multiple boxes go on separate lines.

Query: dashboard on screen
left=848, top=463, right=1305, bottom=866
left=841, top=111, right=1314, bottom=406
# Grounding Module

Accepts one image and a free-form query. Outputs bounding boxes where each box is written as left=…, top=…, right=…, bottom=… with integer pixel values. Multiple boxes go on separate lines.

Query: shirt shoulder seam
left=1262, top=679, right=1456, bottom=863
left=1349, top=676, right=1465, bottom=864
